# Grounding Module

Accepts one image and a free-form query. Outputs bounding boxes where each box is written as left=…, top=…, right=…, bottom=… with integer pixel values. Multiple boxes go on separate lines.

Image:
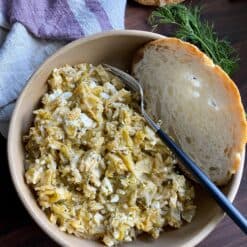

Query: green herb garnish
left=149, top=4, right=239, bottom=75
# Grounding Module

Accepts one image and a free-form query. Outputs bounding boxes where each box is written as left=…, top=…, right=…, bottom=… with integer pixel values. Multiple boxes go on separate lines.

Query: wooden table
left=0, top=0, right=246, bottom=246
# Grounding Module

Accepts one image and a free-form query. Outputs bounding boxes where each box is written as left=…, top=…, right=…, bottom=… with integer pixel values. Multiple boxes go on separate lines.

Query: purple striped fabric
left=0, top=0, right=126, bottom=135
left=0, top=0, right=10, bottom=19
left=85, top=0, right=112, bottom=31
left=8, top=0, right=84, bottom=40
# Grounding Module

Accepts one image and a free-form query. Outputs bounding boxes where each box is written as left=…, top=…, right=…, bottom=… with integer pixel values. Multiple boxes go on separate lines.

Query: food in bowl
left=24, top=63, right=196, bottom=246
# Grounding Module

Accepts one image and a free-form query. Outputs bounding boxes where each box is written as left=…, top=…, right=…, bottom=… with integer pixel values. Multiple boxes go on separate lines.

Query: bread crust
left=134, top=0, right=185, bottom=6
left=132, top=37, right=247, bottom=185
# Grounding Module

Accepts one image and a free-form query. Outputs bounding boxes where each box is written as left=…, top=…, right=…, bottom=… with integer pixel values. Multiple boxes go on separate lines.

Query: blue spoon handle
left=156, top=128, right=247, bottom=234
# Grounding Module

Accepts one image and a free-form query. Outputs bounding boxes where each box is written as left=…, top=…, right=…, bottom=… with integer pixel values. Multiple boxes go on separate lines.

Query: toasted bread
left=132, top=38, right=247, bottom=185
left=134, top=0, right=185, bottom=6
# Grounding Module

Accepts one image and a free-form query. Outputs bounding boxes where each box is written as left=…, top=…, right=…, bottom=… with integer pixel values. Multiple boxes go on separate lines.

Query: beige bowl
left=8, top=30, right=245, bottom=247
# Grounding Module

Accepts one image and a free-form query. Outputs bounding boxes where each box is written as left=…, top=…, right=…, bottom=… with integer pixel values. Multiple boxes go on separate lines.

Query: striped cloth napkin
left=0, top=0, right=126, bottom=137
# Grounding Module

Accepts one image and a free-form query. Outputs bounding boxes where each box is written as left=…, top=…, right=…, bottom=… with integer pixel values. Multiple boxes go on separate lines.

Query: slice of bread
left=132, top=38, right=247, bottom=185
left=134, top=0, right=185, bottom=6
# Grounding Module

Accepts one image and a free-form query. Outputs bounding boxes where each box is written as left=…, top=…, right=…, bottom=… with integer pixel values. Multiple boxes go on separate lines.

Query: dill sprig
left=149, top=4, right=239, bottom=75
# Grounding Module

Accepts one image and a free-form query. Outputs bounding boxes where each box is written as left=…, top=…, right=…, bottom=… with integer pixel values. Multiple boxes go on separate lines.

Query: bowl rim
left=7, top=29, right=245, bottom=247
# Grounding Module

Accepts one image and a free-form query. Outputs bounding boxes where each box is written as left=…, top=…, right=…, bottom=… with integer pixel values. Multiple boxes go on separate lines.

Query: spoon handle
left=156, top=128, right=247, bottom=234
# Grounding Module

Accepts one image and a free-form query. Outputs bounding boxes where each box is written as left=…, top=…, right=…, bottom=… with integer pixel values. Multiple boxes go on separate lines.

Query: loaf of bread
left=132, top=38, right=247, bottom=185
left=134, top=0, right=185, bottom=6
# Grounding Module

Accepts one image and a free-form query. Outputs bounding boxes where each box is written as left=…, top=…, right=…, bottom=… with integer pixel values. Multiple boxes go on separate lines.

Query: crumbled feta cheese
left=48, top=90, right=72, bottom=102
left=80, top=113, right=96, bottom=128
left=101, top=177, right=113, bottom=195
left=48, top=89, right=63, bottom=101
left=100, top=92, right=110, bottom=99
left=30, top=166, right=43, bottom=184
left=94, top=213, right=104, bottom=225
left=152, top=201, right=160, bottom=209
left=89, top=80, right=98, bottom=88
left=104, top=82, right=117, bottom=94
left=64, top=112, right=96, bottom=129
left=110, top=194, right=119, bottom=203
left=145, top=126, right=158, bottom=145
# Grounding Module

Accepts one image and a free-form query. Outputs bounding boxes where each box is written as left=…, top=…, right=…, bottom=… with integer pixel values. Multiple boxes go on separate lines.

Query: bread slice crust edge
left=132, top=37, right=247, bottom=185
left=134, top=0, right=185, bottom=6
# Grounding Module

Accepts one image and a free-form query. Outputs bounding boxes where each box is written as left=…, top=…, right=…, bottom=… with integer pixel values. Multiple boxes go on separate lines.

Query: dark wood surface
left=0, top=0, right=246, bottom=246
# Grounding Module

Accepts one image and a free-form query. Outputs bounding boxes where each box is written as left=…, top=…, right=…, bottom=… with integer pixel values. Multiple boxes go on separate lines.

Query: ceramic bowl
left=7, top=30, right=245, bottom=247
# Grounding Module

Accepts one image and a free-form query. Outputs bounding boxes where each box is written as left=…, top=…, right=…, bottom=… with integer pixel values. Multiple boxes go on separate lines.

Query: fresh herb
left=149, top=4, right=239, bottom=75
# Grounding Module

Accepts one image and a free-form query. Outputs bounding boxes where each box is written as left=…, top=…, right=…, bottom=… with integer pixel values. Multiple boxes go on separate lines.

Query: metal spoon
left=103, top=63, right=247, bottom=234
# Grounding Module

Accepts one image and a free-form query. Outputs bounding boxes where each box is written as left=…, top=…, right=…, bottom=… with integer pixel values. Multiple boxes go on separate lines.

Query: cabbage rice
left=24, top=64, right=196, bottom=246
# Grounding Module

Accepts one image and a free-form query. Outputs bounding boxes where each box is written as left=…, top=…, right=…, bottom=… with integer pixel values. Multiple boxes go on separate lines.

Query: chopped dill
left=149, top=4, right=239, bottom=75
